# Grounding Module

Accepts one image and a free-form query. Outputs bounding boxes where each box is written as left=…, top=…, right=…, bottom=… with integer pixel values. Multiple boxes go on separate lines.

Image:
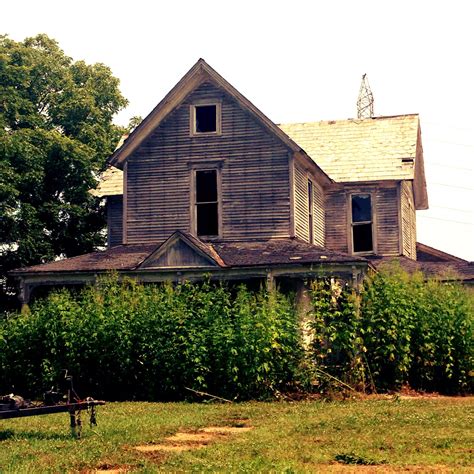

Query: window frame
left=308, top=178, right=314, bottom=244
left=190, top=100, right=222, bottom=137
left=349, top=192, right=376, bottom=255
left=190, top=163, right=223, bottom=239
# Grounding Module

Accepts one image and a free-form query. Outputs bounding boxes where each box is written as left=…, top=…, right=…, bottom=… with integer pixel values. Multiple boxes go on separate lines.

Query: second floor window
left=351, top=194, right=373, bottom=253
left=195, top=169, right=219, bottom=237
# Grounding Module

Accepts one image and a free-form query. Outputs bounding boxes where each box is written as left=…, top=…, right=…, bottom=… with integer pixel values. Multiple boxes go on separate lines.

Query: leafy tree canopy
left=0, top=34, right=128, bottom=307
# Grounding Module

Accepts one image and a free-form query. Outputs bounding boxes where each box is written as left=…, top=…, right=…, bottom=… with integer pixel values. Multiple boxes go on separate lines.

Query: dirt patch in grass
left=323, top=464, right=456, bottom=472
left=135, top=443, right=207, bottom=452
left=201, top=426, right=253, bottom=434
left=132, top=423, right=253, bottom=455
left=165, top=432, right=217, bottom=443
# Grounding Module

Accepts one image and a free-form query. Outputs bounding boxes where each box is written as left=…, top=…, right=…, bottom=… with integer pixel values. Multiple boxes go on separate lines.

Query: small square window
left=191, top=103, right=221, bottom=135
left=195, top=105, right=216, bottom=133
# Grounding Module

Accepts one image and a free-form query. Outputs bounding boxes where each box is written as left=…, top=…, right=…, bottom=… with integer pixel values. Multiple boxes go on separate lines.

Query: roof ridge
left=278, top=114, right=419, bottom=127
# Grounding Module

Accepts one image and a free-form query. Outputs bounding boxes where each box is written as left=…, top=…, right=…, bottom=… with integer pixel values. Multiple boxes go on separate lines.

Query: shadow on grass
left=0, top=429, right=72, bottom=441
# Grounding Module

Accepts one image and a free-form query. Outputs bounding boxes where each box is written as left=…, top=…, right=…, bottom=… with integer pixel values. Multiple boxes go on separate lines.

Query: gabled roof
left=107, top=59, right=331, bottom=185
left=416, top=242, right=468, bottom=263
left=139, top=231, right=225, bottom=269
left=279, top=115, right=419, bottom=182
left=279, top=115, right=428, bottom=209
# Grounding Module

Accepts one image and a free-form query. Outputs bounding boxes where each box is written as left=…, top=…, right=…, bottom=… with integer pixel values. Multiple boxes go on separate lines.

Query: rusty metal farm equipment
left=0, top=372, right=105, bottom=437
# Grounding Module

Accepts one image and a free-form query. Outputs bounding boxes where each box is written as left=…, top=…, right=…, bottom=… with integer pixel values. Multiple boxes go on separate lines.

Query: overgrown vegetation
left=310, top=264, right=473, bottom=394
left=0, top=266, right=472, bottom=400
left=0, top=276, right=302, bottom=400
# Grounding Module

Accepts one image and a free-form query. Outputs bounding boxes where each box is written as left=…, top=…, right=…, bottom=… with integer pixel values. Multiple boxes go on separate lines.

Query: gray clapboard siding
left=313, top=180, right=325, bottom=246
left=125, top=82, right=291, bottom=243
left=375, top=186, right=400, bottom=256
left=400, top=180, right=417, bottom=259
left=325, top=183, right=400, bottom=256
left=325, top=187, right=349, bottom=253
left=293, top=160, right=325, bottom=246
left=107, top=195, right=123, bottom=247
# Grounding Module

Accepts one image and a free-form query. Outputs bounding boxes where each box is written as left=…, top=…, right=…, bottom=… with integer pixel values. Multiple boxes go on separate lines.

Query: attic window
left=351, top=194, right=374, bottom=253
left=194, top=169, right=220, bottom=237
left=191, top=103, right=221, bottom=135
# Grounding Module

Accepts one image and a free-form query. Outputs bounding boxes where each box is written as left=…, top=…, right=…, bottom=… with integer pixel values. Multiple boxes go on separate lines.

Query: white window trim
left=348, top=192, right=376, bottom=255
left=190, top=163, right=223, bottom=239
left=190, top=101, right=222, bottom=137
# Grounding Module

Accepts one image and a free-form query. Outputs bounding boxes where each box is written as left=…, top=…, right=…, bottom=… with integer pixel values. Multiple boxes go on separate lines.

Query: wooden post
left=18, top=279, right=34, bottom=313
left=295, top=279, right=315, bottom=350
left=266, top=271, right=275, bottom=292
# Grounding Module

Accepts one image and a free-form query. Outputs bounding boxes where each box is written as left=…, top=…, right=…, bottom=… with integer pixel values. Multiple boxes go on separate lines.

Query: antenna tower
left=357, top=74, right=374, bottom=118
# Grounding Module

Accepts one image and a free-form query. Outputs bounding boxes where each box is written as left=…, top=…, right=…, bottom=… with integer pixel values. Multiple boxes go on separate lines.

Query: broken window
left=195, top=169, right=219, bottom=236
left=193, top=104, right=220, bottom=134
left=308, top=179, right=314, bottom=244
left=351, top=194, right=373, bottom=253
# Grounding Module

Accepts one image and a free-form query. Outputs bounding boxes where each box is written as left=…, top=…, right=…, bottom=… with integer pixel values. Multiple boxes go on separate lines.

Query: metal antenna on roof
left=357, top=74, right=374, bottom=119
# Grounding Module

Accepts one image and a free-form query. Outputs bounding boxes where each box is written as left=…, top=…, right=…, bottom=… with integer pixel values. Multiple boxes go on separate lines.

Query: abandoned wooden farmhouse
left=12, top=59, right=473, bottom=304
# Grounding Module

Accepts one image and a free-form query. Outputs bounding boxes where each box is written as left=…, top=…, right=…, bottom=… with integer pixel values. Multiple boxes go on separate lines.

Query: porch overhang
left=13, top=260, right=368, bottom=305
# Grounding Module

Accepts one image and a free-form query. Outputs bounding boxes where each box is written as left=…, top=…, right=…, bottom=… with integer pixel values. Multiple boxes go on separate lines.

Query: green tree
left=0, top=34, right=128, bottom=308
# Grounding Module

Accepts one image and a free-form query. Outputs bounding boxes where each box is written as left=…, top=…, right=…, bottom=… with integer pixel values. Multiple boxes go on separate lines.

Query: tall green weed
left=309, top=265, right=473, bottom=393
left=0, top=276, right=303, bottom=400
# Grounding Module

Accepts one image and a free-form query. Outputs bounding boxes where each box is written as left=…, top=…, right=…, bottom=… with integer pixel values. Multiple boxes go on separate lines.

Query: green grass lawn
left=0, top=398, right=472, bottom=473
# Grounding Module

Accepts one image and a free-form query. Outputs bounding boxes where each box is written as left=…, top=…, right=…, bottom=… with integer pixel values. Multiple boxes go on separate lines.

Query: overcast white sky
left=2, top=0, right=473, bottom=260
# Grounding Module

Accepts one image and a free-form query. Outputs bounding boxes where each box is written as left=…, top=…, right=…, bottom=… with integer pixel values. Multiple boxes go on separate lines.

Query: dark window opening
left=195, top=105, right=217, bottom=133
left=308, top=179, right=314, bottom=244
left=351, top=194, right=373, bottom=253
left=352, top=194, right=372, bottom=222
left=195, top=169, right=219, bottom=236
left=353, top=224, right=373, bottom=252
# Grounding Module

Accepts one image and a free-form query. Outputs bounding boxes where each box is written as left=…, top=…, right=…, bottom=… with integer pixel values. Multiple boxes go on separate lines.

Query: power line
left=424, top=121, right=474, bottom=132
left=418, top=215, right=473, bottom=226
left=429, top=139, right=474, bottom=148
left=430, top=162, right=472, bottom=171
left=430, top=205, right=472, bottom=214
left=430, top=182, right=474, bottom=191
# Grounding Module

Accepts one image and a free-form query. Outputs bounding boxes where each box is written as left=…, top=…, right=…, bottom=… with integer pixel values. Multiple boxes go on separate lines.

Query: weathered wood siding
left=125, top=82, right=291, bottom=243
left=325, top=187, right=349, bottom=253
left=141, top=240, right=215, bottom=268
left=400, top=181, right=417, bottom=259
left=314, top=180, right=325, bottom=246
left=325, top=183, right=400, bottom=256
left=375, top=185, right=400, bottom=256
left=107, top=195, right=123, bottom=248
left=293, top=160, right=325, bottom=245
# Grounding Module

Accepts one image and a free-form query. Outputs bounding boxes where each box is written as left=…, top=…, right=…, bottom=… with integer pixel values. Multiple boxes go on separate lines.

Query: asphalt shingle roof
left=279, top=114, right=419, bottom=182
left=11, top=237, right=364, bottom=274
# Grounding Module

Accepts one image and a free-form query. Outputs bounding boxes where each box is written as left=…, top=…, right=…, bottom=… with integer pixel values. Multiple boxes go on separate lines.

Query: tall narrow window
left=351, top=194, right=373, bottom=253
left=195, top=169, right=219, bottom=236
left=308, top=179, right=314, bottom=244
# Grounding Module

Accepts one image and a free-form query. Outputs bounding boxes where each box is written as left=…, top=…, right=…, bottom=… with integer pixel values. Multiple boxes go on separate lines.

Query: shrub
left=310, top=279, right=366, bottom=391
left=0, top=276, right=303, bottom=401
left=309, top=265, right=473, bottom=394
